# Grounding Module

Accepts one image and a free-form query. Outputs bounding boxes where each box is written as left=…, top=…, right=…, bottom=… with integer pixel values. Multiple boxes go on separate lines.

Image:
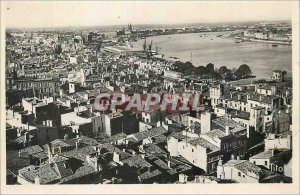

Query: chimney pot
left=167, top=160, right=171, bottom=168
left=225, top=125, right=230, bottom=135
left=218, top=159, right=223, bottom=166
left=64, top=134, right=69, bottom=140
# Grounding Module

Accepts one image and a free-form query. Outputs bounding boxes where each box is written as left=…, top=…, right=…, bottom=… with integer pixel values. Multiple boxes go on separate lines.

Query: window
left=238, top=172, right=241, bottom=177
left=265, top=161, right=268, bottom=166
left=192, top=149, right=194, bottom=152
left=243, top=175, right=245, bottom=178
left=183, top=146, right=185, bottom=149
left=253, top=161, right=256, bottom=165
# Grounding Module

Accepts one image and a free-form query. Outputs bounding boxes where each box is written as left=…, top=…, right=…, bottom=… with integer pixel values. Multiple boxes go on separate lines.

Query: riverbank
left=249, top=38, right=292, bottom=45
left=132, top=32, right=292, bottom=79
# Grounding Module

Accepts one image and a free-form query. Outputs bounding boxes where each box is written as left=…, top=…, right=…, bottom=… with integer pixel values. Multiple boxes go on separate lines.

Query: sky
left=3, top=1, right=293, bottom=29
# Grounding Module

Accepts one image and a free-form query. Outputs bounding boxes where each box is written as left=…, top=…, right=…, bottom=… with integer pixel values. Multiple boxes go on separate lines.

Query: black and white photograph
left=0, top=1, right=299, bottom=194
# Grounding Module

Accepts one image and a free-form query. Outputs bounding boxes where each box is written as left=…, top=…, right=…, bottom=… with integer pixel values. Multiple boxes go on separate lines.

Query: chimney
left=141, top=154, right=145, bottom=159
left=49, top=120, right=53, bottom=127
left=131, top=150, right=136, bottom=156
left=247, top=94, right=250, bottom=101
left=259, top=95, right=262, bottom=101
left=225, top=125, right=230, bottom=136
left=34, top=175, right=40, bottom=185
left=113, top=152, right=120, bottom=163
left=265, top=109, right=268, bottom=115
left=238, top=94, right=241, bottom=101
left=23, top=131, right=28, bottom=142
left=94, top=157, right=98, bottom=171
left=76, top=141, right=80, bottom=149
left=167, top=160, right=171, bottom=169
left=231, top=154, right=235, bottom=160
left=227, top=114, right=232, bottom=120
left=157, top=121, right=161, bottom=127
left=140, top=144, right=144, bottom=151
left=286, top=108, right=290, bottom=114
left=271, top=149, right=275, bottom=156
left=218, top=159, right=223, bottom=166
left=64, top=134, right=69, bottom=140
left=47, top=144, right=52, bottom=163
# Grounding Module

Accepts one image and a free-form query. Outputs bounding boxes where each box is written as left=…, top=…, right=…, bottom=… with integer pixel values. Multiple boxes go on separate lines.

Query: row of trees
left=173, top=61, right=253, bottom=81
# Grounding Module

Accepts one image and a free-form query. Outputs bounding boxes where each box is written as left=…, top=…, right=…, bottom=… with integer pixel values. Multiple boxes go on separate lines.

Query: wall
left=217, top=165, right=259, bottom=183
left=36, top=126, right=58, bottom=145
left=249, top=158, right=270, bottom=169
left=265, top=137, right=291, bottom=150
left=167, top=136, right=179, bottom=156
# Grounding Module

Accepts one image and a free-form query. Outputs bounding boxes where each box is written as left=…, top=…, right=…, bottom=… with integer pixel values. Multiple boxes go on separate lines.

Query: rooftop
left=223, top=160, right=261, bottom=175
left=188, top=137, right=220, bottom=152
left=122, top=155, right=152, bottom=168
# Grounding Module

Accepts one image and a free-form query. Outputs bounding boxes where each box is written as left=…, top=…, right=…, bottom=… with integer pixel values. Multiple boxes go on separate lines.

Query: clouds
left=3, top=1, right=292, bottom=28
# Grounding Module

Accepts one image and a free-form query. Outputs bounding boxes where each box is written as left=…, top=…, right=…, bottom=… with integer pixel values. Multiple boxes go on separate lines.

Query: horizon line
left=5, top=19, right=291, bottom=31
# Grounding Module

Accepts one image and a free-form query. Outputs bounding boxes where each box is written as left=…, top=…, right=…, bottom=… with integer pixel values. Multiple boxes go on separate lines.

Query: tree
left=195, top=66, right=208, bottom=75
left=235, top=64, right=252, bottom=78
left=218, top=66, right=229, bottom=75
left=206, top=63, right=214, bottom=73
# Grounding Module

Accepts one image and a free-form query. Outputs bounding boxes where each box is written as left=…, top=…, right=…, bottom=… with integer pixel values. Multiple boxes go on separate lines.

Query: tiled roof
left=49, top=139, right=71, bottom=148
left=20, top=145, right=44, bottom=155
left=19, top=164, right=61, bottom=184
left=233, top=111, right=250, bottom=120
left=169, top=131, right=190, bottom=140
left=59, top=165, right=96, bottom=183
left=52, top=154, right=69, bottom=163
left=31, top=152, right=48, bottom=160
left=131, top=126, right=167, bottom=142
left=106, top=133, right=127, bottom=143
left=58, top=146, right=96, bottom=162
left=212, top=115, right=240, bottom=129
left=144, top=144, right=166, bottom=155
left=250, top=150, right=273, bottom=159
left=138, top=169, right=162, bottom=181
left=56, top=161, right=73, bottom=178
left=147, top=155, right=169, bottom=170
left=188, top=137, right=220, bottom=152
left=151, top=134, right=167, bottom=144
left=122, top=155, right=152, bottom=168
left=204, top=129, right=227, bottom=139
left=224, top=160, right=261, bottom=175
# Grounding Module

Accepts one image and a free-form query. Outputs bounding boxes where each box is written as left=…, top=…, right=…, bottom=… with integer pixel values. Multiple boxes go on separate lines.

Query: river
left=132, top=32, right=292, bottom=79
